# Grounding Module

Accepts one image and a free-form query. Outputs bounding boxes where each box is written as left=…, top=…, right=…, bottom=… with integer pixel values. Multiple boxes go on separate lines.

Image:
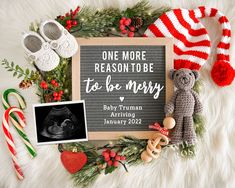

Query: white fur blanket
left=0, top=0, right=235, bottom=187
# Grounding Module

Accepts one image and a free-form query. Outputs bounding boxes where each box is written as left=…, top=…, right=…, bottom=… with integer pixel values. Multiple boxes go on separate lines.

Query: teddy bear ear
left=192, top=70, right=199, bottom=80
left=169, top=69, right=176, bottom=80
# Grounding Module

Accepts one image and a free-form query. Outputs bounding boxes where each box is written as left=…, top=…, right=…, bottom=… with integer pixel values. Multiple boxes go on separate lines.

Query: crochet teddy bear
left=165, top=68, right=203, bottom=145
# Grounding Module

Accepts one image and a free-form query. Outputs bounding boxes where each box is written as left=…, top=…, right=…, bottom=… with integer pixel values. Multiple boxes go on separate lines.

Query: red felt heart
left=61, top=151, right=87, bottom=174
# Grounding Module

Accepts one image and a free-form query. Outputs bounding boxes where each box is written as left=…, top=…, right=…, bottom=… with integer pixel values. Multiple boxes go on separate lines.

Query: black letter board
left=72, top=38, right=173, bottom=140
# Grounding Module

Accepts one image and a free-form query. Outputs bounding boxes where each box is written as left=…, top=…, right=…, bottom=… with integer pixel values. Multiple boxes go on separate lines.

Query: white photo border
left=32, top=100, right=88, bottom=145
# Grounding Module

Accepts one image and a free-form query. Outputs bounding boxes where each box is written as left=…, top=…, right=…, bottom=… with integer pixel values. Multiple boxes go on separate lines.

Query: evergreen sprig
left=1, top=59, right=40, bottom=81
left=61, top=136, right=147, bottom=187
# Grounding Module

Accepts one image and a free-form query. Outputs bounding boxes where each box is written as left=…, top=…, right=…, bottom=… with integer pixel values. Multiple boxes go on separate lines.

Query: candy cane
left=2, top=107, right=26, bottom=180
left=2, top=89, right=36, bottom=158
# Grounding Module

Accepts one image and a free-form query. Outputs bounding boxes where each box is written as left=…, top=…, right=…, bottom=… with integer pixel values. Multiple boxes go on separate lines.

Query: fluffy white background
left=0, top=0, right=235, bottom=187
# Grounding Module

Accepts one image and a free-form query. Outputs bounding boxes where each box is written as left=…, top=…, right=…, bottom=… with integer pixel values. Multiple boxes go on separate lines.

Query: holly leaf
left=104, top=166, right=116, bottom=175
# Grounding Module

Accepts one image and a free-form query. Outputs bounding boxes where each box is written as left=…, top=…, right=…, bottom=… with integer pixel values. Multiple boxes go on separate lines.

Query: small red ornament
left=61, top=151, right=87, bottom=174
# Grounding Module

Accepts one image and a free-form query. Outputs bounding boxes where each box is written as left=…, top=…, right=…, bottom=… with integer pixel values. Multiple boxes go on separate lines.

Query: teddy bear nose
left=181, top=76, right=189, bottom=84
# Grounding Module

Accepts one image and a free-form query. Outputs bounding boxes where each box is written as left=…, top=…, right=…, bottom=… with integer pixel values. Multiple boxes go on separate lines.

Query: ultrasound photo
left=33, top=100, right=88, bottom=145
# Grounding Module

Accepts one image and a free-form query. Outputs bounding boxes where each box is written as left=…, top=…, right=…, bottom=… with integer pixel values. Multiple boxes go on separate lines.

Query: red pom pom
left=211, top=61, right=235, bottom=87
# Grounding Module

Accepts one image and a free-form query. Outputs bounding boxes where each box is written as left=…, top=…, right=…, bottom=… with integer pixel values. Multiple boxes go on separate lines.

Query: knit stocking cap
left=144, top=6, right=235, bottom=87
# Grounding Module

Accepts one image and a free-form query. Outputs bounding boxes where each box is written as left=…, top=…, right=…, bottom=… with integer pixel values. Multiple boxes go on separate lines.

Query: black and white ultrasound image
left=34, top=102, right=87, bottom=143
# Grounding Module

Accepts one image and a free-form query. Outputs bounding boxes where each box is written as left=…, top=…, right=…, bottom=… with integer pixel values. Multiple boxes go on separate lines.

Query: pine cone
left=132, top=17, right=143, bottom=29
left=19, top=80, right=32, bottom=89
left=44, top=94, right=53, bottom=103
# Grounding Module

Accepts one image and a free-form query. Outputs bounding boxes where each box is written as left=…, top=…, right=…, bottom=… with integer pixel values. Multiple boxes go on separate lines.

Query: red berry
left=109, top=150, right=116, bottom=158
left=104, top=156, right=110, bottom=162
left=120, top=156, right=126, bottom=161
left=107, top=160, right=113, bottom=166
left=60, top=16, right=65, bottom=20
left=121, top=17, right=126, bottom=21
left=65, top=26, right=71, bottom=31
left=127, top=18, right=132, bottom=24
left=121, top=29, right=127, bottom=34
left=128, top=31, right=134, bottom=37
left=113, top=160, right=119, bottom=167
left=66, top=20, right=72, bottom=25
left=124, top=19, right=131, bottom=26
left=59, top=90, right=64, bottom=95
left=119, top=24, right=125, bottom=31
left=129, top=26, right=135, bottom=32
left=53, top=92, right=58, bottom=97
left=102, top=151, right=109, bottom=158
left=53, top=97, right=57, bottom=101
left=76, top=6, right=80, bottom=12
left=40, top=81, right=48, bottom=89
left=119, top=19, right=124, bottom=25
left=57, top=96, right=61, bottom=101
left=115, top=155, right=121, bottom=161
left=51, top=80, right=56, bottom=85
left=65, top=12, right=70, bottom=17
left=72, top=20, right=77, bottom=26
left=41, top=80, right=46, bottom=85
left=54, top=83, right=59, bottom=87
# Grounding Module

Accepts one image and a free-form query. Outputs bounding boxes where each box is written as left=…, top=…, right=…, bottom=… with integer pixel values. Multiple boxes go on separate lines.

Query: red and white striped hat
left=144, top=6, right=235, bottom=87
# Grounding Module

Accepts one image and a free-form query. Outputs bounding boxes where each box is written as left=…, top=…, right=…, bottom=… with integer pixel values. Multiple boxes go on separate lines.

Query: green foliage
left=193, top=79, right=203, bottom=94
left=1, top=59, right=40, bottom=82
left=194, top=114, right=206, bottom=137
left=44, top=58, right=72, bottom=101
left=116, top=136, right=147, bottom=165
left=57, top=0, right=170, bottom=37
left=61, top=136, right=146, bottom=187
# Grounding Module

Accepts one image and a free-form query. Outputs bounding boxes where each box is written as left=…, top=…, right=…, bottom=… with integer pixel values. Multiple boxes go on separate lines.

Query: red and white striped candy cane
left=2, top=107, right=26, bottom=180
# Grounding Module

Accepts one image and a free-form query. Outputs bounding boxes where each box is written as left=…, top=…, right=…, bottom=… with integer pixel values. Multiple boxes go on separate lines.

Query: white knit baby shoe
left=39, top=20, right=78, bottom=58
left=22, top=32, right=60, bottom=71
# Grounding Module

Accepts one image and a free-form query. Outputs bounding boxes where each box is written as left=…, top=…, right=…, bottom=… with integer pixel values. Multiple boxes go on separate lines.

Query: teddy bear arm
left=164, top=91, right=179, bottom=115
left=192, top=91, right=203, bottom=114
